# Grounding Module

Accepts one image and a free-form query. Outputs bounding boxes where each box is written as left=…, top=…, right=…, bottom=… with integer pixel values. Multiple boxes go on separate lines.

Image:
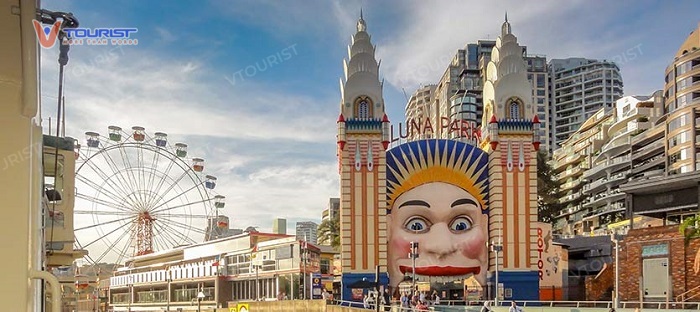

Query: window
left=358, top=101, right=369, bottom=118
left=669, top=113, right=691, bottom=132
left=537, top=74, right=546, bottom=88
left=509, top=101, right=520, bottom=119
left=669, top=130, right=690, bottom=148
left=537, top=89, right=546, bottom=96
left=354, top=96, right=373, bottom=118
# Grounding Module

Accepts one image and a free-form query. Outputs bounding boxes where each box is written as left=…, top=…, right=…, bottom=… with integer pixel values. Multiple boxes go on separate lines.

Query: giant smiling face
left=387, top=182, right=488, bottom=288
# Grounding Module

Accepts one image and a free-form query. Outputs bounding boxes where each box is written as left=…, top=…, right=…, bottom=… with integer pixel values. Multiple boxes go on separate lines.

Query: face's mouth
left=399, top=265, right=480, bottom=276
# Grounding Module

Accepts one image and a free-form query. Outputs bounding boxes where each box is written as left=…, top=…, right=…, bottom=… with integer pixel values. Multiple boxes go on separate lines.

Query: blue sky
left=39, top=0, right=699, bottom=247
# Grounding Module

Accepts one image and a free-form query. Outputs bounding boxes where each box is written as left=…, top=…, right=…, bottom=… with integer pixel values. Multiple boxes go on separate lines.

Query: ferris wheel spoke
left=110, top=144, right=142, bottom=206
left=98, top=147, right=136, bottom=198
left=145, top=159, right=177, bottom=209
left=89, top=148, right=138, bottom=201
left=149, top=181, right=207, bottom=213
left=75, top=173, right=126, bottom=207
left=75, top=190, right=132, bottom=212
left=92, top=222, right=136, bottom=265
left=144, top=146, right=162, bottom=203
left=153, top=213, right=210, bottom=218
left=74, top=209, right=133, bottom=216
left=148, top=169, right=192, bottom=210
left=74, top=215, right=133, bottom=231
left=155, top=219, right=196, bottom=245
left=152, top=221, right=185, bottom=247
left=150, top=195, right=211, bottom=215
left=121, top=144, right=149, bottom=208
left=78, top=159, right=134, bottom=207
left=82, top=220, right=133, bottom=248
left=158, top=217, right=206, bottom=235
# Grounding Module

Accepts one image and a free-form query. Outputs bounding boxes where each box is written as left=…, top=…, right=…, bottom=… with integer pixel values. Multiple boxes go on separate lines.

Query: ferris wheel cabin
left=175, top=143, right=188, bottom=157
left=205, top=175, right=217, bottom=189
left=154, top=132, right=168, bottom=147
left=108, top=125, right=122, bottom=141
left=132, top=126, right=146, bottom=142
left=85, top=132, right=100, bottom=148
left=192, top=158, right=204, bottom=172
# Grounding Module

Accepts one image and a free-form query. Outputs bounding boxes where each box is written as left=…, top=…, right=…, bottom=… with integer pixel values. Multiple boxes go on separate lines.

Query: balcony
left=583, top=189, right=625, bottom=208
left=584, top=154, right=630, bottom=180
left=631, top=155, right=664, bottom=175
left=632, top=139, right=664, bottom=161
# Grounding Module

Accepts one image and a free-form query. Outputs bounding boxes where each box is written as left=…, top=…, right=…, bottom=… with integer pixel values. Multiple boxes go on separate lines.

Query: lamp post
left=611, top=233, right=620, bottom=309
left=491, top=240, right=502, bottom=307
left=409, top=242, right=419, bottom=295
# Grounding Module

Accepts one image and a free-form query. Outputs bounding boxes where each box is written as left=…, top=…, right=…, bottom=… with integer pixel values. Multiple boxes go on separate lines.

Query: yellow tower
left=336, top=11, right=391, bottom=299
left=480, top=14, right=542, bottom=300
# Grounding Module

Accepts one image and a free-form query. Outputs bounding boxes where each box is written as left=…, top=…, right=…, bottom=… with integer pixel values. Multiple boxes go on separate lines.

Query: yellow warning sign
left=237, top=303, right=250, bottom=312
left=229, top=308, right=236, bottom=312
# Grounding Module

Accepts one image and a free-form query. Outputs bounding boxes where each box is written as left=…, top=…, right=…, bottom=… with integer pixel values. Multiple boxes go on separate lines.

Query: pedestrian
left=509, top=301, right=523, bottom=312
left=363, top=294, right=370, bottom=309
left=482, top=301, right=493, bottom=312
left=432, top=291, right=440, bottom=305
left=382, top=288, right=391, bottom=311
left=400, top=292, right=409, bottom=309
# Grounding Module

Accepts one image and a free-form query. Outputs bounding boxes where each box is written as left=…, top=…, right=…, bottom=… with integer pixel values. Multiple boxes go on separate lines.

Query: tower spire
left=357, top=8, right=367, bottom=32
left=505, top=11, right=508, bottom=23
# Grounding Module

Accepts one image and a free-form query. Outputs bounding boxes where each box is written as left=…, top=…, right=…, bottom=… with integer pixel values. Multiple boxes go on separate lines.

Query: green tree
left=679, top=214, right=700, bottom=274
left=317, top=213, right=340, bottom=250
left=537, top=150, right=560, bottom=224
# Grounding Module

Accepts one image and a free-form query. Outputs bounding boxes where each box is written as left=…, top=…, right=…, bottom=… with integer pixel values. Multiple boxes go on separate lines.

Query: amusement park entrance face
left=387, top=182, right=488, bottom=288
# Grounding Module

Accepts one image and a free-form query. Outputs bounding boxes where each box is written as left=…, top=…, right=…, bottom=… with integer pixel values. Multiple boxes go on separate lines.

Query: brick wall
left=618, top=225, right=700, bottom=302
left=586, top=263, right=614, bottom=301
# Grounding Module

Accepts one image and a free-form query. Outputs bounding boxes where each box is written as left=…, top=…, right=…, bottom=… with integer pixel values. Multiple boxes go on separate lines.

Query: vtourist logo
left=33, top=19, right=138, bottom=48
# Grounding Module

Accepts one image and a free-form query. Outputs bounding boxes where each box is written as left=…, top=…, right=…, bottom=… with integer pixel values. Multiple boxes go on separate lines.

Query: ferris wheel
left=73, top=125, right=226, bottom=267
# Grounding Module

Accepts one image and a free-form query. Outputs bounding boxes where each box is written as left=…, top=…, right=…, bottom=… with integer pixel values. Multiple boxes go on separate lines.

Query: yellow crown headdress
left=386, top=139, right=489, bottom=212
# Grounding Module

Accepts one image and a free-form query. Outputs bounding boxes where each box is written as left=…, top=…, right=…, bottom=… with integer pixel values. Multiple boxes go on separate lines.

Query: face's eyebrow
left=398, top=200, right=431, bottom=209
left=450, top=198, right=479, bottom=208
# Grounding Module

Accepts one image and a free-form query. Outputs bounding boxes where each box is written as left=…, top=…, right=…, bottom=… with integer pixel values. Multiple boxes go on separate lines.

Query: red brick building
left=618, top=225, right=700, bottom=302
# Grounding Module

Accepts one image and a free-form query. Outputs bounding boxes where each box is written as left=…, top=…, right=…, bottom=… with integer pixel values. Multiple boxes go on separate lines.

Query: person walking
left=482, top=301, right=493, bottom=312
left=509, top=301, right=523, bottom=312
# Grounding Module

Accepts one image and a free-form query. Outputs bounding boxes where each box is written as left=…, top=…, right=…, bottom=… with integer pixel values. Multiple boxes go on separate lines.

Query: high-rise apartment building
left=295, top=221, right=318, bottom=243
left=406, top=39, right=549, bottom=145
left=404, top=85, right=436, bottom=141
left=578, top=94, right=662, bottom=235
left=549, top=58, right=624, bottom=150
left=323, top=198, right=340, bottom=223
left=525, top=55, right=550, bottom=151
left=552, top=108, right=613, bottom=235
left=272, top=218, right=287, bottom=235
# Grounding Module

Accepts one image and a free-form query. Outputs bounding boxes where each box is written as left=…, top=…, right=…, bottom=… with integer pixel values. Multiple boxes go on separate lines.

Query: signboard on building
left=536, top=222, right=566, bottom=288
left=311, top=273, right=323, bottom=299
left=632, top=187, right=697, bottom=213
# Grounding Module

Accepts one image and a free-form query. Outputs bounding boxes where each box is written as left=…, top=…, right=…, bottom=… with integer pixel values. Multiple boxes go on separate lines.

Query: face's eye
left=404, top=217, right=431, bottom=233
left=449, top=216, right=473, bottom=233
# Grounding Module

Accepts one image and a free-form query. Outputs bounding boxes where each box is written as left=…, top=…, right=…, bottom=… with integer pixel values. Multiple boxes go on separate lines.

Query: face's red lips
left=399, top=265, right=480, bottom=276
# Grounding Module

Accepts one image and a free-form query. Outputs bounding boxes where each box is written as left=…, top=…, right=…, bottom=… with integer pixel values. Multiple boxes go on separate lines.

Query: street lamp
left=611, top=233, right=620, bottom=309
left=491, top=240, right=502, bottom=307
left=409, top=242, right=419, bottom=295
left=197, top=288, right=205, bottom=312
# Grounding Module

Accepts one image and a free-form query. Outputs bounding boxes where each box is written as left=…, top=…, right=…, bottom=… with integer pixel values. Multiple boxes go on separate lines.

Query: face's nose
left=421, top=223, right=456, bottom=259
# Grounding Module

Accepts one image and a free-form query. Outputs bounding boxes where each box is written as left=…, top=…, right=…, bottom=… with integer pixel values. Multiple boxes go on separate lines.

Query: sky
left=38, top=0, right=699, bottom=259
